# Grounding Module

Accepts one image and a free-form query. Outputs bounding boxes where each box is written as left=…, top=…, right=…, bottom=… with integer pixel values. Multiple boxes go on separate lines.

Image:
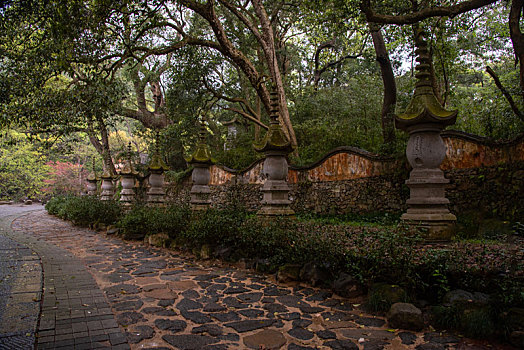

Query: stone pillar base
left=257, top=206, right=295, bottom=217
left=147, top=188, right=165, bottom=206
left=147, top=199, right=165, bottom=207
left=120, top=189, right=135, bottom=203
left=190, top=185, right=211, bottom=211
left=401, top=167, right=456, bottom=241
left=401, top=212, right=456, bottom=241
left=120, top=203, right=133, bottom=212
left=100, top=193, right=114, bottom=201
left=257, top=180, right=294, bottom=217
left=191, top=203, right=211, bottom=211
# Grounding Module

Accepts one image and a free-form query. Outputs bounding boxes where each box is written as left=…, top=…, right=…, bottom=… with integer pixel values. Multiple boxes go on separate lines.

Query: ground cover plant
left=46, top=196, right=524, bottom=342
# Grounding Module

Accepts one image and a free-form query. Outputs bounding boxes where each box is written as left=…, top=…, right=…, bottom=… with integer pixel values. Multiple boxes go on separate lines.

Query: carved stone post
left=120, top=143, right=137, bottom=207
left=147, top=138, right=168, bottom=206
left=186, top=124, right=213, bottom=211
left=86, top=158, right=98, bottom=196
left=254, top=91, right=295, bottom=217
left=395, top=29, right=457, bottom=241
left=100, top=160, right=115, bottom=201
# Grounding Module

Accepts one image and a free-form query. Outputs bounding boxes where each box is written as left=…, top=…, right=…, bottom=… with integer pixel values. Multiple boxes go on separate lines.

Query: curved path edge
left=0, top=207, right=43, bottom=350
left=0, top=205, right=129, bottom=350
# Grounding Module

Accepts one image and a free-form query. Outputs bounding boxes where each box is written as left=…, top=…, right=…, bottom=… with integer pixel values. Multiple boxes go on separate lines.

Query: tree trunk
left=486, top=65, right=524, bottom=122
left=87, top=116, right=116, bottom=175
left=429, top=46, right=445, bottom=105
left=370, top=26, right=397, bottom=147
left=255, top=96, right=261, bottom=142
left=251, top=0, right=297, bottom=152
left=510, top=0, right=524, bottom=101
left=179, top=0, right=298, bottom=152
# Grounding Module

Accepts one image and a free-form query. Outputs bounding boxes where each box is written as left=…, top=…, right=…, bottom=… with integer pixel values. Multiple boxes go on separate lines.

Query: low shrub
left=118, top=204, right=191, bottom=240
left=297, top=211, right=401, bottom=226
left=45, top=195, right=121, bottom=226
left=431, top=305, right=460, bottom=329
left=45, top=195, right=69, bottom=216
left=183, top=207, right=248, bottom=247
left=117, top=205, right=151, bottom=240
left=461, top=308, right=495, bottom=338
left=68, top=196, right=121, bottom=226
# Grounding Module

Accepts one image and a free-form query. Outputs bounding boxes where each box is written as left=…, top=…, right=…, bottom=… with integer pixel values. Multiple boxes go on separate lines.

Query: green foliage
left=431, top=305, right=460, bottom=329
left=514, top=222, right=524, bottom=236
left=118, top=204, right=191, bottom=240
left=214, top=131, right=262, bottom=170
left=451, top=59, right=524, bottom=139
left=45, top=195, right=121, bottom=226
left=297, top=211, right=401, bottom=226
left=45, top=195, right=69, bottom=216
left=290, top=86, right=387, bottom=165
left=432, top=306, right=494, bottom=338
left=0, top=130, right=50, bottom=201
left=461, top=309, right=495, bottom=338
left=183, top=207, right=248, bottom=247
left=366, top=284, right=409, bottom=312
left=116, top=205, right=151, bottom=240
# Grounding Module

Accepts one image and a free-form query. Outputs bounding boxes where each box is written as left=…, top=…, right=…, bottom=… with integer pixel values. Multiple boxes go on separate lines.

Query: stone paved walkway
left=4, top=207, right=511, bottom=349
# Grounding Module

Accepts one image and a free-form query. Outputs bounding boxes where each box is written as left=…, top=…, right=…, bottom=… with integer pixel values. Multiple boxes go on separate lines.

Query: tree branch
left=509, top=0, right=524, bottom=100
left=486, top=65, right=524, bottom=122
left=361, top=0, right=499, bottom=25
left=202, top=78, right=260, bottom=119
left=313, top=39, right=366, bottom=86
left=225, top=107, right=268, bottom=129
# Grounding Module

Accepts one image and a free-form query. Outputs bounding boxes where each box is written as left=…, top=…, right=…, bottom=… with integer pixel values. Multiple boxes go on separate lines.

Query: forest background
left=0, top=0, right=523, bottom=201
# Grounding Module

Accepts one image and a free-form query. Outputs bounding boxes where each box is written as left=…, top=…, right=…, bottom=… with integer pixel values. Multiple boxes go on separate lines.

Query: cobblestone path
left=11, top=209, right=504, bottom=349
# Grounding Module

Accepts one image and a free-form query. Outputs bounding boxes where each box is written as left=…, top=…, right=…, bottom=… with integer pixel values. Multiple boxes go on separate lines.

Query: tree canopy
left=1, top=0, right=523, bottom=178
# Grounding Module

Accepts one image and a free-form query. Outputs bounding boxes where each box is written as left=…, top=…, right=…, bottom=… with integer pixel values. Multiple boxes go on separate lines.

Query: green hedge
left=45, top=195, right=121, bottom=226
left=118, top=204, right=191, bottom=240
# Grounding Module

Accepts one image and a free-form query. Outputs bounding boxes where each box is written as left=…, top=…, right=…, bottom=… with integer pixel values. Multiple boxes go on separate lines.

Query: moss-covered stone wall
left=168, top=131, right=524, bottom=221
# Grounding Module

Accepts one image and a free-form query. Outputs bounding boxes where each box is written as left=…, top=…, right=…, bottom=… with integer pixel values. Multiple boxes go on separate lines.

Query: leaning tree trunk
left=486, top=66, right=524, bottom=121
left=251, top=0, right=298, bottom=153
left=370, top=25, right=397, bottom=147
left=87, top=116, right=117, bottom=175
left=510, top=0, right=524, bottom=101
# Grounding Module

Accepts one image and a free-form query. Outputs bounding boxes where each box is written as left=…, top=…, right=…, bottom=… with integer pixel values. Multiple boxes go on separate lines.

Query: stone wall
left=446, top=163, right=524, bottom=220
left=169, top=131, right=524, bottom=220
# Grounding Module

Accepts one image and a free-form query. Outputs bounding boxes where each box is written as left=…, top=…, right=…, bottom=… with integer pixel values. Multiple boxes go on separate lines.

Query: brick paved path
left=0, top=205, right=127, bottom=350
left=5, top=207, right=506, bottom=349
left=0, top=230, right=41, bottom=349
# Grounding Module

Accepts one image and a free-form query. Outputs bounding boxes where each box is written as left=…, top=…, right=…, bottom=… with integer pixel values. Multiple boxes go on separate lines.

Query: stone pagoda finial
left=254, top=90, right=294, bottom=155
left=187, top=122, right=214, bottom=210
left=119, top=142, right=138, bottom=207
left=396, top=29, right=457, bottom=130
left=254, top=90, right=295, bottom=217
left=395, top=28, right=457, bottom=241
left=120, top=143, right=137, bottom=176
left=186, top=122, right=214, bottom=165
left=147, top=133, right=169, bottom=206
left=148, top=133, right=169, bottom=173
